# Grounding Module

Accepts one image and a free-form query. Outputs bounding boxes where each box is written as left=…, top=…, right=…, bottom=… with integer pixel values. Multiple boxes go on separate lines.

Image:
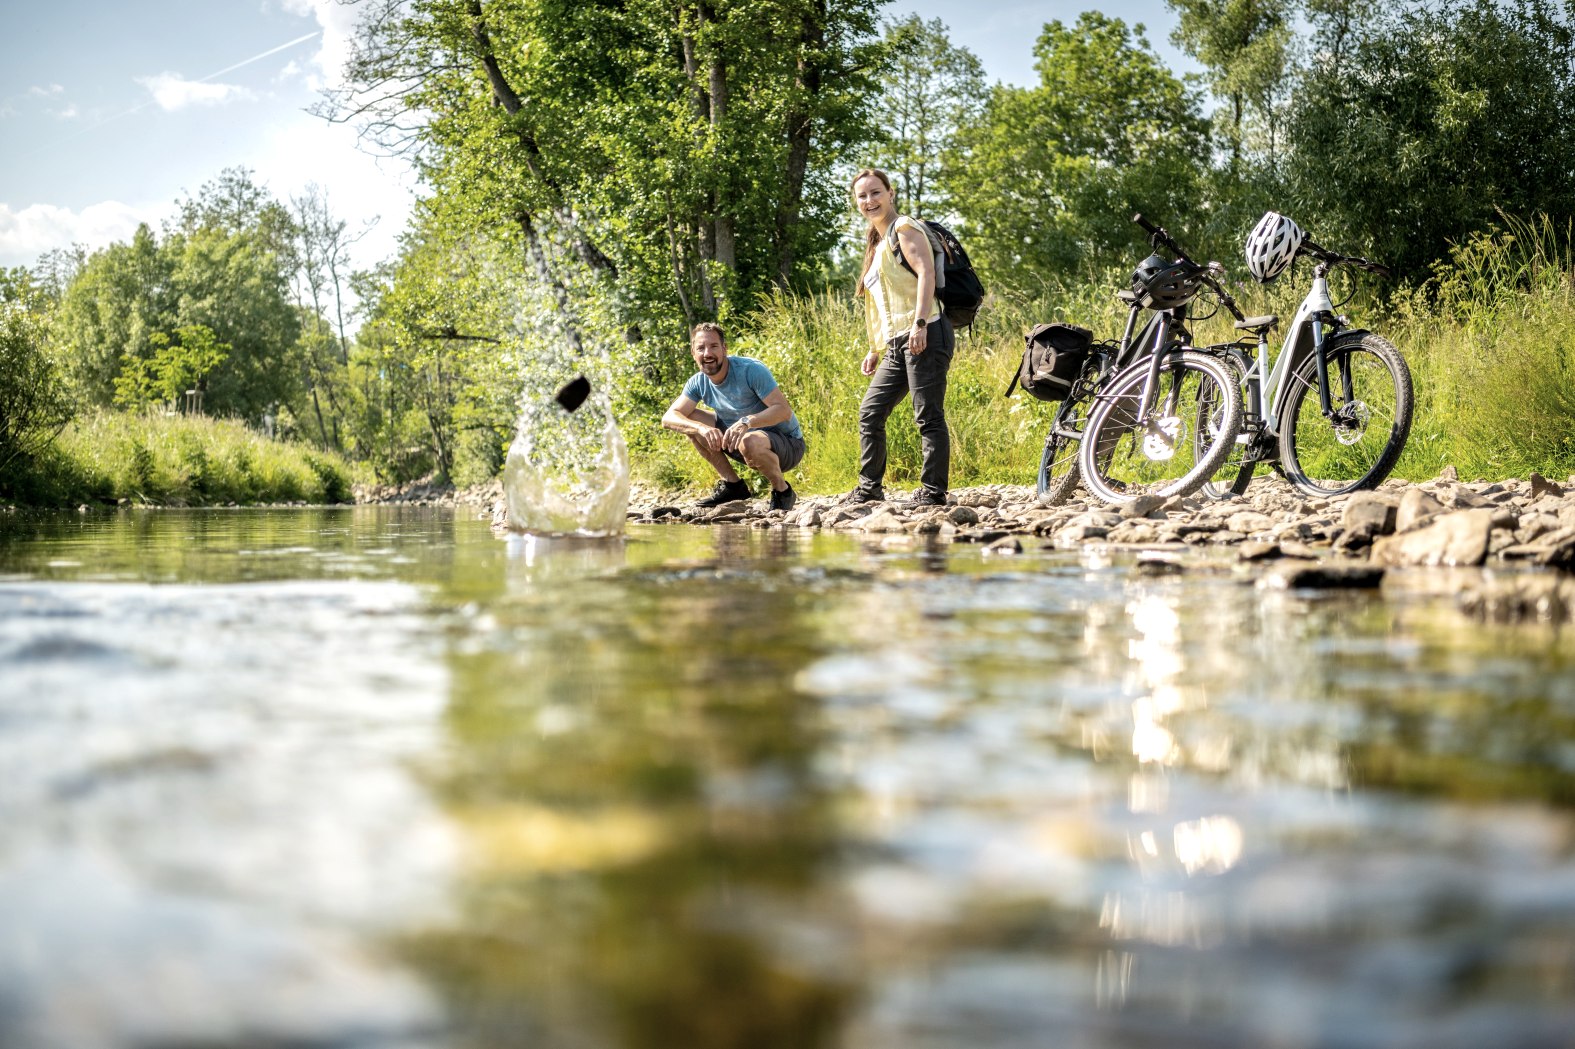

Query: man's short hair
left=691, top=321, right=726, bottom=346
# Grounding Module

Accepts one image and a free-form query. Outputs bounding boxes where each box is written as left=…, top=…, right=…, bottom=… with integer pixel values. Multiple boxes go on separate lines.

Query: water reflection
left=1, top=512, right=1574, bottom=1047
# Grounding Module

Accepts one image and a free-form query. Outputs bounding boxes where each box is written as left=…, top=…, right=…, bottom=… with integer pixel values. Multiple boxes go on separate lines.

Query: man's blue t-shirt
left=682, top=355, right=803, bottom=440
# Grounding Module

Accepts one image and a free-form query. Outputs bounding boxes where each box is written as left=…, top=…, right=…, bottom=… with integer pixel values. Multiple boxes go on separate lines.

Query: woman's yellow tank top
left=862, top=215, right=941, bottom=346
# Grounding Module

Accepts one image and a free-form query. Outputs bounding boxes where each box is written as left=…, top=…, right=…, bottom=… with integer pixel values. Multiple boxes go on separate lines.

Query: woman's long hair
left=851, top=168, right=894, bottom=297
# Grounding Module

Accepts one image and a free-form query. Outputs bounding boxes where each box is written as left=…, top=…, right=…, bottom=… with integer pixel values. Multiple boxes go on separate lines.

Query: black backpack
left=888, top=218, right=986, bottom=328
left=1004, top=322, right=1093, bottom=401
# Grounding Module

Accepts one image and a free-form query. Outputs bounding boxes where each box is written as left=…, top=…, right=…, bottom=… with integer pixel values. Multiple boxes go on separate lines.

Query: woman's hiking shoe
left=908, top=489, right=948, bottom=507
left=696, top=479, right=752, bottom=507
left=838, top=485, right=885, bottom=505
left=769, top=484, right=797, bottom=512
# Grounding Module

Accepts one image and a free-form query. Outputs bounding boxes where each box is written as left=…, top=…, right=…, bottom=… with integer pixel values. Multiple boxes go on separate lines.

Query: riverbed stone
left=1120, top=494, right=1169, bottom=519
left=1258, top=561, right=1386, bottom=589
left=1227, top=510, right=1275, bottom=535
left=612, top=475, right=1575, bottom=587
left=1395, top=488, right=1445, bottom=533
left=1458, top=573, right=1575, bottom=623
left=1371, top=508, right=1494, bottom=567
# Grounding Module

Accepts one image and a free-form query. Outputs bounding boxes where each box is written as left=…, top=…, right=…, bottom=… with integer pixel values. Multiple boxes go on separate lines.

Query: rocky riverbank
left=626, top=468, right=1575, bottom=623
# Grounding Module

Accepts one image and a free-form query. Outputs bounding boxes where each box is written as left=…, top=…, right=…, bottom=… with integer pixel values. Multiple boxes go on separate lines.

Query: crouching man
left=661, top=322, right=805, bottom=511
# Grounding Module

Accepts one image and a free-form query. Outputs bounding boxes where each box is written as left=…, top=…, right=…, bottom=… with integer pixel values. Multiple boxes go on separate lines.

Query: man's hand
left=722, top=418, right=751, bottom=452
left=695, top=426, right=725, bottom=453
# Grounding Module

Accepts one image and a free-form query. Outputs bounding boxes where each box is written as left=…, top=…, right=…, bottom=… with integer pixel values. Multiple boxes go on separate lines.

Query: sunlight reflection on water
left=0, top=510, right=1573, bottom=1048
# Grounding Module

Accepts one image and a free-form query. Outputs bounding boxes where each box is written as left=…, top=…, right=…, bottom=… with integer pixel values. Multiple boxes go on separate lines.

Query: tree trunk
left=776, top=3, right=825, bottom=286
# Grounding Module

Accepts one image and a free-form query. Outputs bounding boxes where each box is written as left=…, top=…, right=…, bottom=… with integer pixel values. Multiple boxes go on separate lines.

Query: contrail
left=12, top=30, right=324, bottom=162
left=201, top=30, right=322, bottom=83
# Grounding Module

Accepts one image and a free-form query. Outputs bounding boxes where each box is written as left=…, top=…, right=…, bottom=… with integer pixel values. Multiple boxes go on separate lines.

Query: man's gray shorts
left=719, top=425, right=805, bottom=472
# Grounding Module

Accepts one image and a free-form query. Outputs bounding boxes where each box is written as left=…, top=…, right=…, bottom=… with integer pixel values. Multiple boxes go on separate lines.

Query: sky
left=0, top=0, right=1198, bottom=275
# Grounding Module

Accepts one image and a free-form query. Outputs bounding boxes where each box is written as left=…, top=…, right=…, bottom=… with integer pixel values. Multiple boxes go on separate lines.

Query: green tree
left=112, top=324, right=230, bottom=411
left=0, top=271, right=73, bottom=475
left=1165, top=0, right=1296, bottom=169
left=54, top=172, right=303, bottom=425
left=324, top=0, right=883, bottom=360
left=870, top=16, right=986, bottom=219
left=949, top=13, right=1209, bottom=288
left=1283, top=0, right=1575, bottom=280
left=53, top=224, right=176, bottom=405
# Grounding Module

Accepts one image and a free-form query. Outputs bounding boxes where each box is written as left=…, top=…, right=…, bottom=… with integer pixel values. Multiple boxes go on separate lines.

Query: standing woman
left=847, top=168, right=953, bottom=506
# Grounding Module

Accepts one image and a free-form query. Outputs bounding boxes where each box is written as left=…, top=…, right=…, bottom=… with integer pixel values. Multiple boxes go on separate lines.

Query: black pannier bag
left=1004, top=322, right=1093, bottom=401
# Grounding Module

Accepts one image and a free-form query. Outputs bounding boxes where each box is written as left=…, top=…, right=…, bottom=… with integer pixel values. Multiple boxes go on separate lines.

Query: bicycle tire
left=1035, top=391, right=1094, bottom=505
left=1197, top=349, right=1254, bottom=501
left=1277, top=331, right=1413, bottom=497
left=1078, top=350, right=1242, bottom=506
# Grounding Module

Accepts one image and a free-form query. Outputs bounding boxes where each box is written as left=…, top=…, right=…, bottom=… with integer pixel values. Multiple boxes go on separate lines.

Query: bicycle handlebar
left=1132, top=212, right=1190, bottom=261
left=1300, top=238, right=1393, bottom=279
left=1131, top=212, right=1247, bottom=322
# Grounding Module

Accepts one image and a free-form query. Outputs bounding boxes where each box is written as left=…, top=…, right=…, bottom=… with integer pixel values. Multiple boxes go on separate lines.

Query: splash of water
left=502, top=381, right=629, bottom=537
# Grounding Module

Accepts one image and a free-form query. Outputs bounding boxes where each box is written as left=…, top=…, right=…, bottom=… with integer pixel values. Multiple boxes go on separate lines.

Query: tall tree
left=321, top=0, right=883, bottom=365
left=949, top=13, right=1209, bottom=287
left=871, top=16, right=986, bottom=219
left=1165, top=0, right=1296, bottom=169
left=1284, top=0, right=1575, bottom=280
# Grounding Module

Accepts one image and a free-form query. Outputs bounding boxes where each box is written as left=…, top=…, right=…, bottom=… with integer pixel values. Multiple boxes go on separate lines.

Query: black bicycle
left=1035, top=216, right=1240, bottom=506
left=1070, top=216, right=1242, bottom=507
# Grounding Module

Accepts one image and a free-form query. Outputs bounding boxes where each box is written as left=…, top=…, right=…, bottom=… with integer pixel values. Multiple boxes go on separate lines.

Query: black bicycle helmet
left=1131, top=253, right=1202, bottom=310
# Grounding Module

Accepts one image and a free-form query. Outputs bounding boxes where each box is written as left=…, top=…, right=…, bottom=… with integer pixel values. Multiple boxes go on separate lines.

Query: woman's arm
left=896, top=221, right=935, bottom=355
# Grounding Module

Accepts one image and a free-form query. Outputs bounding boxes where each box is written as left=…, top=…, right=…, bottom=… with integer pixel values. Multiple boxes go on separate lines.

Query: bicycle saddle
left=1233, top=314, right=1278, bottom=333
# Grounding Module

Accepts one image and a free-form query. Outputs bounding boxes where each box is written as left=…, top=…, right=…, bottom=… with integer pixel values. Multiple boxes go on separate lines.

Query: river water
left=1, top=507, right=1572, bottom=1049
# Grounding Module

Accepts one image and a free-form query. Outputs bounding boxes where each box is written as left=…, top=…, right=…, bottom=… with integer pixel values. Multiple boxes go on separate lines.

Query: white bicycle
left=1196, top=211, right=1414, bottom=498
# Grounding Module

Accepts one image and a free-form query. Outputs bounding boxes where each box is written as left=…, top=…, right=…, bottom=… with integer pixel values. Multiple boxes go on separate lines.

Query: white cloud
left=244, top=114, right=419, bottom=271
left=137, top=72, right=256, bottom=111
left=27, top=84, right=65, bottom=98
left=0, top=201, right=164, bottom=266
left=51, top=104, right=80, bottom=120
left=280, top=0, right=359, bottom=90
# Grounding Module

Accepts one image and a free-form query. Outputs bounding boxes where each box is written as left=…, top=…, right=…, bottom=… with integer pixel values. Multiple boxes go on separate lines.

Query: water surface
left=1, top=507, right=1572, bottom=1048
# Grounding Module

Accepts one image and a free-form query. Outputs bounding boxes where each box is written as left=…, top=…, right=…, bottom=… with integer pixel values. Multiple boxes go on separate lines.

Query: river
left=1, top=506, right=1572, bottom=1048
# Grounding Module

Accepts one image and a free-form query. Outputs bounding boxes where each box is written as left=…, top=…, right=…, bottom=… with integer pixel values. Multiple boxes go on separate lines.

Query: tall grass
left=630, top=218, right=1575, bottom=495
left=4, top=410, right=359, bottom=507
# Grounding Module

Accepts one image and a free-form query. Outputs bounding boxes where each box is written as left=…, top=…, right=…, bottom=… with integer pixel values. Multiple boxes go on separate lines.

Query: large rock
left=1227, top=510, right=1275, bottom=534
left=1257, top=561, right=1386, bottom=589
left=1341, top=493, right=1399, bottom=537
left=1370, top=508, right=1494, bottom=567
left=1395, top=487, right=1445, bottom=533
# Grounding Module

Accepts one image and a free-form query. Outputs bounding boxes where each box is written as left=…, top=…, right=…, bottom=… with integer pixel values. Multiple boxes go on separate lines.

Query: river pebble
left=624, top=469, right=1575, bottom=623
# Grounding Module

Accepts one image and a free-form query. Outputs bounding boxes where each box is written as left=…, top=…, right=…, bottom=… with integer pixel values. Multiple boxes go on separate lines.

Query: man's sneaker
left=908, top=489, right=948, bottom=507
left=838, top=485, right=885, bottom=505
left=769, top=484, right=798, bottom=512
left=695, top=478, right=752, bottom=508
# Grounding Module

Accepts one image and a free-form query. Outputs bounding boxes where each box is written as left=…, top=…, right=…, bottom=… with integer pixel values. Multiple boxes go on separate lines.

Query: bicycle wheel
left=1079, top=350, right=1242, bottom=506
left=1196, top=349, right=1253, bottom=500
left=1277, top=331, right=1413, bottom=497
left=1036, top=392, right=1093, bottom=505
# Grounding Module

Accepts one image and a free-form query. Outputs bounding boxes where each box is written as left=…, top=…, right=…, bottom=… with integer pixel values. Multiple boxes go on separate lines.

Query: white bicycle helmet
left=1244, top=211, right=1305, bottom=283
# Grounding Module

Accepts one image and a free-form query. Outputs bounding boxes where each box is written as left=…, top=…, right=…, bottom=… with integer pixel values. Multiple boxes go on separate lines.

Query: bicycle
left=1194, top=211, right=1414, bottom=499
left=1072, top=216, right=1243, bottom=506
left=1034, top=216, right=1240, bottom=506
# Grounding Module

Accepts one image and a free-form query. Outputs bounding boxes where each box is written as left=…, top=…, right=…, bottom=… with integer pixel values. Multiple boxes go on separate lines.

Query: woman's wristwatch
left=913, top=318, right=927, bottom=330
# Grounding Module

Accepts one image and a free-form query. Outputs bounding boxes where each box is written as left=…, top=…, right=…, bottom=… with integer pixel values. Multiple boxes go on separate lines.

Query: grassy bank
left=629, top=221, right=1575, bottom=496
left=2, top=410, right=358, bottom=508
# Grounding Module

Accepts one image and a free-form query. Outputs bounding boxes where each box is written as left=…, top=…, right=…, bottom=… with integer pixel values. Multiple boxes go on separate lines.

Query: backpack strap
left=886, top=217, right=947, bottom=285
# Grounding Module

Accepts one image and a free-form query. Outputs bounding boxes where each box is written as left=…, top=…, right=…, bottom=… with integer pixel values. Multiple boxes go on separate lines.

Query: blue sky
left=0, top=0, right=1196, bottom=273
